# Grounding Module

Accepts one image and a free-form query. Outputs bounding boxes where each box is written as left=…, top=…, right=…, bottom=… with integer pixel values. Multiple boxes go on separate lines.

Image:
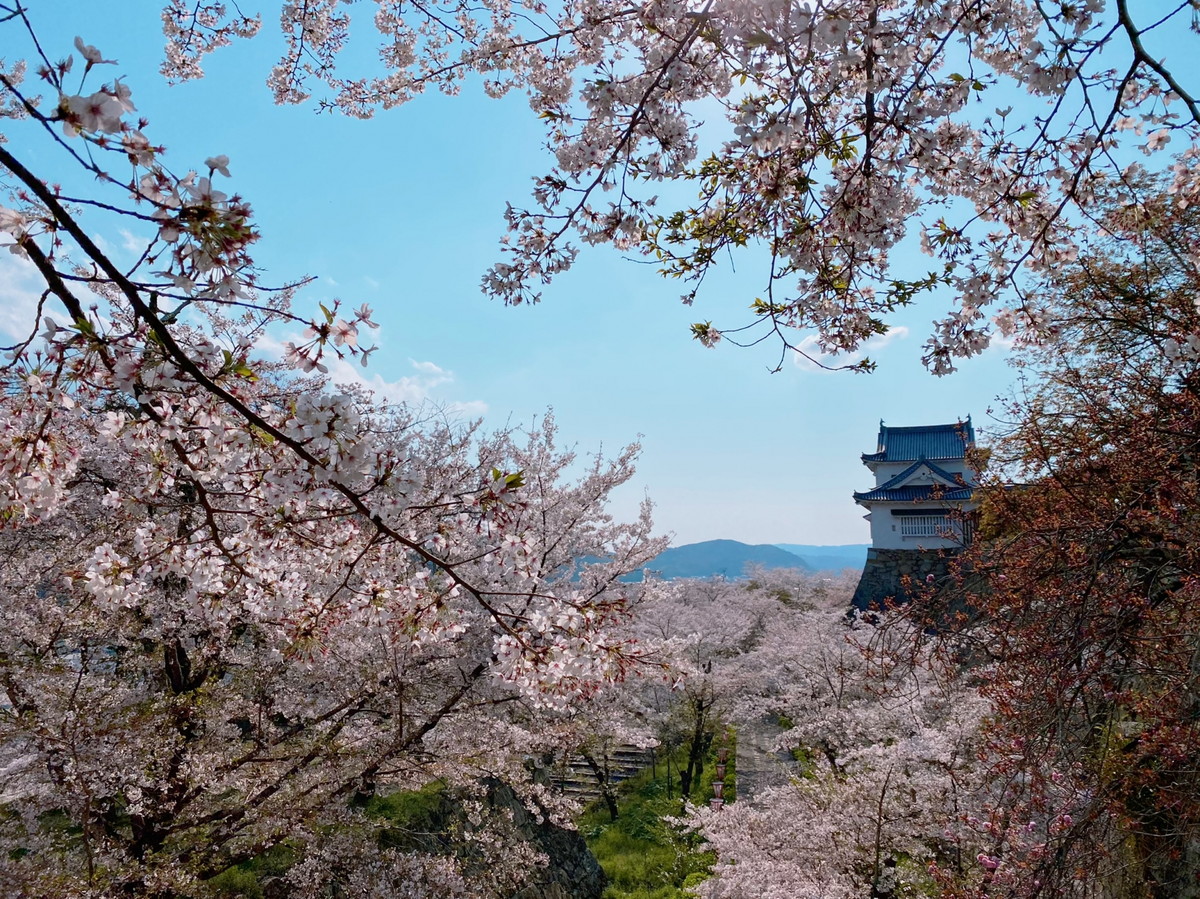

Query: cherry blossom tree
left=917, top=177, right=1200, bottom=899
left=0, top=378, right=664, bottom=896
left=682, top=180, right=1200, bottom=897
left=653, top=570, right=992, bottom=898
left=629, top=574, right=791, bottom=803
left=0, top=20, right=668, bottom=896
left=148, top=0, right=1200, bottom=371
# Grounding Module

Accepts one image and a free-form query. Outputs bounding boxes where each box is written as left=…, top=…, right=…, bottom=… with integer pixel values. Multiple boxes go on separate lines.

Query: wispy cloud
left=118, top=228, right=147, bottom=253
left=0, top=253, right=45, bottom=342
left=410, top=360, right=448, bottom=377
left=792, top=326, right=910, bottom=373
left=89, top=231, right=113, bottom=255
left=255, top=331, right=486, bottom=415
left=0, top=263, right=486, bottom=415
left=985, top=315, right=1018, bottom=352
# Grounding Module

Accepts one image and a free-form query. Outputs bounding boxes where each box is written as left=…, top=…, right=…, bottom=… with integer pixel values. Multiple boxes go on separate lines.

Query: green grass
left=207, top=782, right=450, bottom=897
left=363, top=780, right=451, bottom=854
left=208, top=844, right=298, bottom=899
left=580, top=740, right=735, bottom=898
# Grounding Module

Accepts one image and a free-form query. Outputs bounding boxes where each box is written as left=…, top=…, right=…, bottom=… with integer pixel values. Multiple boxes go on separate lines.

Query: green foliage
left=581, top=746, right=730, bottom=898
left=488, top=468, right=525, bottom=490
left=206, top=784, right=448, bottom=897
left=362, top=781, right=451, bottom=853
left=208, top=844, right=297, bottom=899
left=791, top=745, right=815, bottom=770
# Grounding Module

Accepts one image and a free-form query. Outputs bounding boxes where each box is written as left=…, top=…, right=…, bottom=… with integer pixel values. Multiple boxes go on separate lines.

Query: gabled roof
left=853, top=457, right=975, bottom=505
left=876, top=457, right=969, bottom=491
left=861, top=418, right=974, bottom=464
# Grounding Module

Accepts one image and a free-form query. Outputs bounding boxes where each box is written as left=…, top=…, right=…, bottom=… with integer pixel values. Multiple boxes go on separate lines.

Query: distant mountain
left=617, top=540, right=871, bottom=581
left=631, top=539, right=810, bottom=580
left=774, top=543, right=869, bottom=572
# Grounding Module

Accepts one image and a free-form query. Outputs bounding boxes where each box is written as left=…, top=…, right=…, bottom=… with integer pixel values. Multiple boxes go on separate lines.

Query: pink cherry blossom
left=144, top=0, right=1198, bottom=373
left=330, top=317, right=358, bottom=346
left=73, top=35, right=115, bottom=67
left=204, top=153, right=231, bottom=176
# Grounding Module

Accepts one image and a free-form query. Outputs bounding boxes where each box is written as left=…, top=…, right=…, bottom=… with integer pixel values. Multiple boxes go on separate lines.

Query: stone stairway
left=551, top=745, right=655, bottom=803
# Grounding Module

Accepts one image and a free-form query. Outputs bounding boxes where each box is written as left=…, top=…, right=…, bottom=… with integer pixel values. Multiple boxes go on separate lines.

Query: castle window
left=898, top=514, right=949, bottom=538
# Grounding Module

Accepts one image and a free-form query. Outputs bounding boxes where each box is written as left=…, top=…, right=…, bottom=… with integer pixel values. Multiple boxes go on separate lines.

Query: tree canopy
left=5, top=2, right=1200, bottom=897
left=916, top=180, right=1200, bottom=897
left=147, top=0, right=1200, bottom=370
left=0, top=12, right=671, bottom=894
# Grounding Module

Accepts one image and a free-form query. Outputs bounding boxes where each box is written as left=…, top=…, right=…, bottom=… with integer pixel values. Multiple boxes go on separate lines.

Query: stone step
left=550, top=745, right=655, bottom=801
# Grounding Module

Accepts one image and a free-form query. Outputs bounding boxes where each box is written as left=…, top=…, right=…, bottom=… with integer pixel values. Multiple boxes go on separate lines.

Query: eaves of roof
left=870, top=457, right=969, bottom=492
left=852, top=483, right=975, bottom=504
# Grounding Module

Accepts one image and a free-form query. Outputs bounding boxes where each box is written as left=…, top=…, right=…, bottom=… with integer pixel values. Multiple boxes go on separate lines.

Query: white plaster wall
left=869, top=505, right=969, bottom=550
left=867, top=460, right=973, bottom=487
left=867, top=461, right=911, bottom=485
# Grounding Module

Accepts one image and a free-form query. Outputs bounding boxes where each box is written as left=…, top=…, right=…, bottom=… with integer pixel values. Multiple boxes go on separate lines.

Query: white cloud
left=410, top=359, right=448, bottom=377
left=89, top=231, right=112, bottom=255
left=118, top=228, right=147, bottom=253
left=792, top=326, right=910, bottom=373
left=0, top=267, right=485, bottom=414
left=0, top=253, right=45, bottom=342
left=985, top=322, right=1017, bottom=352
left=254, top=331, right=486, bottom=414
left=446, top=399, right=489, bottom=417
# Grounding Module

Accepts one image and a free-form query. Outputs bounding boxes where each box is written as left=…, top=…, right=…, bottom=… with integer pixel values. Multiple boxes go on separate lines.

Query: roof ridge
left=881, top=421, right=970, bottom=433
left=865, top=417, right=975, bottom=463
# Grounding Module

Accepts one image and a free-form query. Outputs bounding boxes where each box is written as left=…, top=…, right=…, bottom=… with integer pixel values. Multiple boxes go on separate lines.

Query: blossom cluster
left=657, top=573, right=995, bottom=898
left=148, top=0, right=1199, bottom=371
left=0, top=28, right=666, bottom=896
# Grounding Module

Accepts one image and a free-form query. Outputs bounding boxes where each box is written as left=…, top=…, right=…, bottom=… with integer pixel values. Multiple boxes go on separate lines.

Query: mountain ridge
left=630, top=539, right=868, bottom=580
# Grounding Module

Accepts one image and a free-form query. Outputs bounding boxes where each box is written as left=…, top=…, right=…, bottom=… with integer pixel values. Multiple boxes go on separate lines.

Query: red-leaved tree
left=928, top=178, right=1200, bottom=898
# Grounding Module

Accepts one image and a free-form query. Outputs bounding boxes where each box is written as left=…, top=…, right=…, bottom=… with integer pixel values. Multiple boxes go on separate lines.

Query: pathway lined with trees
left=732, top=719, right=792, bottom=804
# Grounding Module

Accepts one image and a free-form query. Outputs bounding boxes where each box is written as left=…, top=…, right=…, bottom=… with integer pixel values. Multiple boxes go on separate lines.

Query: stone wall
left=850, top=547, right=961, bottom=612
left=357, top=777, right=606, bottom=899
left=488, top=779, right=607, bottom=899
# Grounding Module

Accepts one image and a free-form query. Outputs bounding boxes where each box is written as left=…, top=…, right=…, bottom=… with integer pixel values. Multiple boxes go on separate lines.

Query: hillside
left=631, top=540, right=808, bottom=580
left=622, top=541, right=870, bottom=581
left=774, top=543, right=868, bottom=572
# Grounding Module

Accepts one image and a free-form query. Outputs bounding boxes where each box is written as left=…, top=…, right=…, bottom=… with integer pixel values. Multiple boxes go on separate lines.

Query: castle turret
left=851, top=418, right=978, bottom=610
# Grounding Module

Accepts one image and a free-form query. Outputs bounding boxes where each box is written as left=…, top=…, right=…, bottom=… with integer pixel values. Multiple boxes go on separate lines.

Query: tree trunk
left=581, top=752, right=619, bottom=822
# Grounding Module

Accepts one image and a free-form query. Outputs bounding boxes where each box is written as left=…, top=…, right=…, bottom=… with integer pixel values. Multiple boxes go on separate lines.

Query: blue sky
left=3, top=1, right=1017, bottom=546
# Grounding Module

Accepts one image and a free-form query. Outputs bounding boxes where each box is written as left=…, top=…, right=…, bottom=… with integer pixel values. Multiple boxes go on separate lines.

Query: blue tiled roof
left=861, top=418, right=974, bottom=463
left=853, top=483, right=975, bottom=503
left=854, top=457, right=975, bottom=504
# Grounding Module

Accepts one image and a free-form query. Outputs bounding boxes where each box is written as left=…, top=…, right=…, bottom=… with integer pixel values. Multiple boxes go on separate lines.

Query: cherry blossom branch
left=0, top=141, right=539, bottom=640
left=1117, top=0, right=1200, bottom=127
